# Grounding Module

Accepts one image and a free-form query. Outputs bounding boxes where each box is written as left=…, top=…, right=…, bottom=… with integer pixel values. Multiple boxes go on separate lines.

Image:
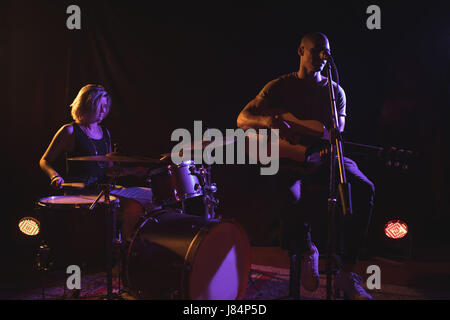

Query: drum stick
left=61, top=182, right=86, bottom=189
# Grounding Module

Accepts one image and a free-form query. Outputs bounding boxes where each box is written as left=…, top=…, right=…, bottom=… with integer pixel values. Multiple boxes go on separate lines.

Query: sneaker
left=300, top=243, right=320, bottom=292
left=335, top=271, right=373, bottom=300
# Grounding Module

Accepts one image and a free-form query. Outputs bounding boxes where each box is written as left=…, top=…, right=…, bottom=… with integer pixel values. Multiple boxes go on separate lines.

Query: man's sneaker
left=300, top=243, right=319, bottom=292
left=335, top=270, right=373, bottom=300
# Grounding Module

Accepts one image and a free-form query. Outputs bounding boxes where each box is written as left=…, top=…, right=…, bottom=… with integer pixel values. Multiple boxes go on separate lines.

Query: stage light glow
left=385, top=220, right=408, bottom=239
left=18, top=217, right=40, bottom=236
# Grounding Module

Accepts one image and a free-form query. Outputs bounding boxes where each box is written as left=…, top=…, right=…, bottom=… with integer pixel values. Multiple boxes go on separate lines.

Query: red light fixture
left=18, top=217, right=40, bottom=236
left=385, top=220, right=408, bottom=239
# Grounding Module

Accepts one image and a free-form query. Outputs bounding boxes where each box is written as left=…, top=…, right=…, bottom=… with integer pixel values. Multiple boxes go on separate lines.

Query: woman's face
left=87, top=96, right=109, bottom=124
left=96, top=96, right=108, bottom=123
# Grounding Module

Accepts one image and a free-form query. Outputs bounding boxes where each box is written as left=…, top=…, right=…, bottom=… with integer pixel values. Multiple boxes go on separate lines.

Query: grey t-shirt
left=257, top=72, right=346, bottom=130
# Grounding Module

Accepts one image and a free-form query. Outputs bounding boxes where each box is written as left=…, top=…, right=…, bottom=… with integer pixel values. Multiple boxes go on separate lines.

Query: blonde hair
left=70, top=84, right=111, bottom=123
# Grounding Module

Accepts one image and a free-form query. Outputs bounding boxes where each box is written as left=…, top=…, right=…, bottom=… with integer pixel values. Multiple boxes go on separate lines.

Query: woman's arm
left=39, top=124, right=74, bottom=188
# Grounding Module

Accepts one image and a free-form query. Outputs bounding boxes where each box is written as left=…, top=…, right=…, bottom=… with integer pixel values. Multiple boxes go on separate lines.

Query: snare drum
left=149, top=160, right=204, bottom=206
left=38, top=194, right=118, bottom=209
left=36, top=194, right=119, bottom=269
left=124, top=209, right=251, bottom=300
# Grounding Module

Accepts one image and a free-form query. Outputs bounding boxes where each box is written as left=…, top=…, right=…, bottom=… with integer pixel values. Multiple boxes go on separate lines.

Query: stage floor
left=1, top=246, right=450, bottom=300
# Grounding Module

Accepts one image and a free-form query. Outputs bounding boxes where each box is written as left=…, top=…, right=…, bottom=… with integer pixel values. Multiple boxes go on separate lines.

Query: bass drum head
left=187, top=219, right=251, bottom=300
left=125, top=210, right=250, bottom=300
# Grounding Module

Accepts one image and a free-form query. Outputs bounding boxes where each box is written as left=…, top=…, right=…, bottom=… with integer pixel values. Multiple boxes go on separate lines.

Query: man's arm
left=336, top=84, right=346, bottom=133
left=237, top=96, right=275, bottom=130
left=339, top=116, right=345, bottom=133
left=237, top=96, right=303, bottom=145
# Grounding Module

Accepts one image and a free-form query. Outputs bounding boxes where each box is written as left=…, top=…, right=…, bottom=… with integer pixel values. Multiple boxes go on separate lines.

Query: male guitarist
left=237, top=32, right=375, bottom=299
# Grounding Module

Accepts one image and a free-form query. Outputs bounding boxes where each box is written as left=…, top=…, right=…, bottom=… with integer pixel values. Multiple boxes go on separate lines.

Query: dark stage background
left=1, top=0, right=449, bottom=279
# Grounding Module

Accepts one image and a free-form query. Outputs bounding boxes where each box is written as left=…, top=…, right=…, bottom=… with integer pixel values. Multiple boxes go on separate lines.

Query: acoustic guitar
left=244, top=111, right=414, bottom=174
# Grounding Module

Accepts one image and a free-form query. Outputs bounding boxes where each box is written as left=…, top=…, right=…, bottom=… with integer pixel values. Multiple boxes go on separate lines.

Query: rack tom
left=149, top=160, right=205, bottom=206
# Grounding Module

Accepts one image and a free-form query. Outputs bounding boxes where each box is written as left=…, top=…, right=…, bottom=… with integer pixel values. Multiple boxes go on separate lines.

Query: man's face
left=298, top=37, right=330, bottom=73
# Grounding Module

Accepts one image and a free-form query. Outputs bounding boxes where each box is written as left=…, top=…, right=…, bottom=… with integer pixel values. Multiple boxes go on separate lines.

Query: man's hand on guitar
left=319, top=145, right=330, bottom=159
left=267, top=115, right=302, bottom=145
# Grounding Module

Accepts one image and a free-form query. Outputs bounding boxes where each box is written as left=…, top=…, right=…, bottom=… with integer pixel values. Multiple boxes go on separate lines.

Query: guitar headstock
left=377, top=146, right=416, bottom=171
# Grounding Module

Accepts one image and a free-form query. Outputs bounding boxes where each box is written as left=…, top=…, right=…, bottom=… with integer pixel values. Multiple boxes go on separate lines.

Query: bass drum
left=124, top=209, right=251, bottom=300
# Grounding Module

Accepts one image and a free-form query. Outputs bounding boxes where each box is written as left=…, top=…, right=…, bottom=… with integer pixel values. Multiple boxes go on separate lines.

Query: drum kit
left=34, top=139, right=251, bottom=300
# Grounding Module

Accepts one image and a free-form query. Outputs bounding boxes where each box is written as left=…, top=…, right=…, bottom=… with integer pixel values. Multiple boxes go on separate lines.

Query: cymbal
left=67, top=152, right=161, bottom=165
left=160, top=137, right=237, bottom=160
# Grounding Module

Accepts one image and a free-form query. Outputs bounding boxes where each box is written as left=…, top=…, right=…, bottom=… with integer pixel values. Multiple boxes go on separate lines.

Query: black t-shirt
left=257, top=72, right=346, bottom=130
left=65, top=122, right=111, bottom=187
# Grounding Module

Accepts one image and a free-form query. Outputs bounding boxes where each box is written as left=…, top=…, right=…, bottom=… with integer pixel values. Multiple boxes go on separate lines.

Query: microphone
left=319, top=49, right=332, bottom=61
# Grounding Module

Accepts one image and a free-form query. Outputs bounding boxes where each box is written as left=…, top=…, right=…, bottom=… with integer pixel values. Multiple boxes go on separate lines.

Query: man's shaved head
left=300, top=32, right=329, bottom=48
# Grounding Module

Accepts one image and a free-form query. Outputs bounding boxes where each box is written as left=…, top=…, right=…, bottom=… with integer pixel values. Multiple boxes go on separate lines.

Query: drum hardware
left=68, top=152, right=162, bottom=165
left=146, top=216, right=160, bottom=224
left=35, top=241, right=51, bottom=299
left=190, top=164, right=218, bottom=220
left=67, top=149, right=161, bottom=297
left=113, top=234, right=125, bottom=295
left=89, top=179, right=123, bottom=300
left=35, top=241, right=51, bottom=272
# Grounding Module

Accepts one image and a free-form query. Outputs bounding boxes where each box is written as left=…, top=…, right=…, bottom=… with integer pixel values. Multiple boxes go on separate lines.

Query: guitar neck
left=343, top=141, right=383, bottom=152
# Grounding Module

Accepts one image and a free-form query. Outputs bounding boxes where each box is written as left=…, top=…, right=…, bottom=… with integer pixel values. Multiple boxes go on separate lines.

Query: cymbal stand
left=89, top=178, right=121, bottom=300
left=35, top=241, right=51, bottom=299
left=203, top=165, right=219, bottom=220
left=190, top=164, right=218, bottom=220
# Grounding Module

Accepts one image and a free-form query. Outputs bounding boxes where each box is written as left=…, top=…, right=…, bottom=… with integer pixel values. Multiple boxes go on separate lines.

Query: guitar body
left=244, top=112, right=329, bottom=174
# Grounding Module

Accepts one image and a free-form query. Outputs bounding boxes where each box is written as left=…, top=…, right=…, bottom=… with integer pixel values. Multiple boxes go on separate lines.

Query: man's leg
left=278, top=173, right=319, bottom=293
left=280, top=180, right=313, bottom=255
left=340, top=157, right=375, bottom=267
left=335, top=157, right=375, bottom=299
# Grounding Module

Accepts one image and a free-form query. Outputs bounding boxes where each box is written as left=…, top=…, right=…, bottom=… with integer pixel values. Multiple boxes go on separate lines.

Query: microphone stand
left=324, top=57, right=352, bottom=300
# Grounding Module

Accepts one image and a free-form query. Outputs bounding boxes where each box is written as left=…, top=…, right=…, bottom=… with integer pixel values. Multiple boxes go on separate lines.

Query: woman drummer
left=40, top=84, right=113, bottom=189
left=39, top=84, right=149, bottom=240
